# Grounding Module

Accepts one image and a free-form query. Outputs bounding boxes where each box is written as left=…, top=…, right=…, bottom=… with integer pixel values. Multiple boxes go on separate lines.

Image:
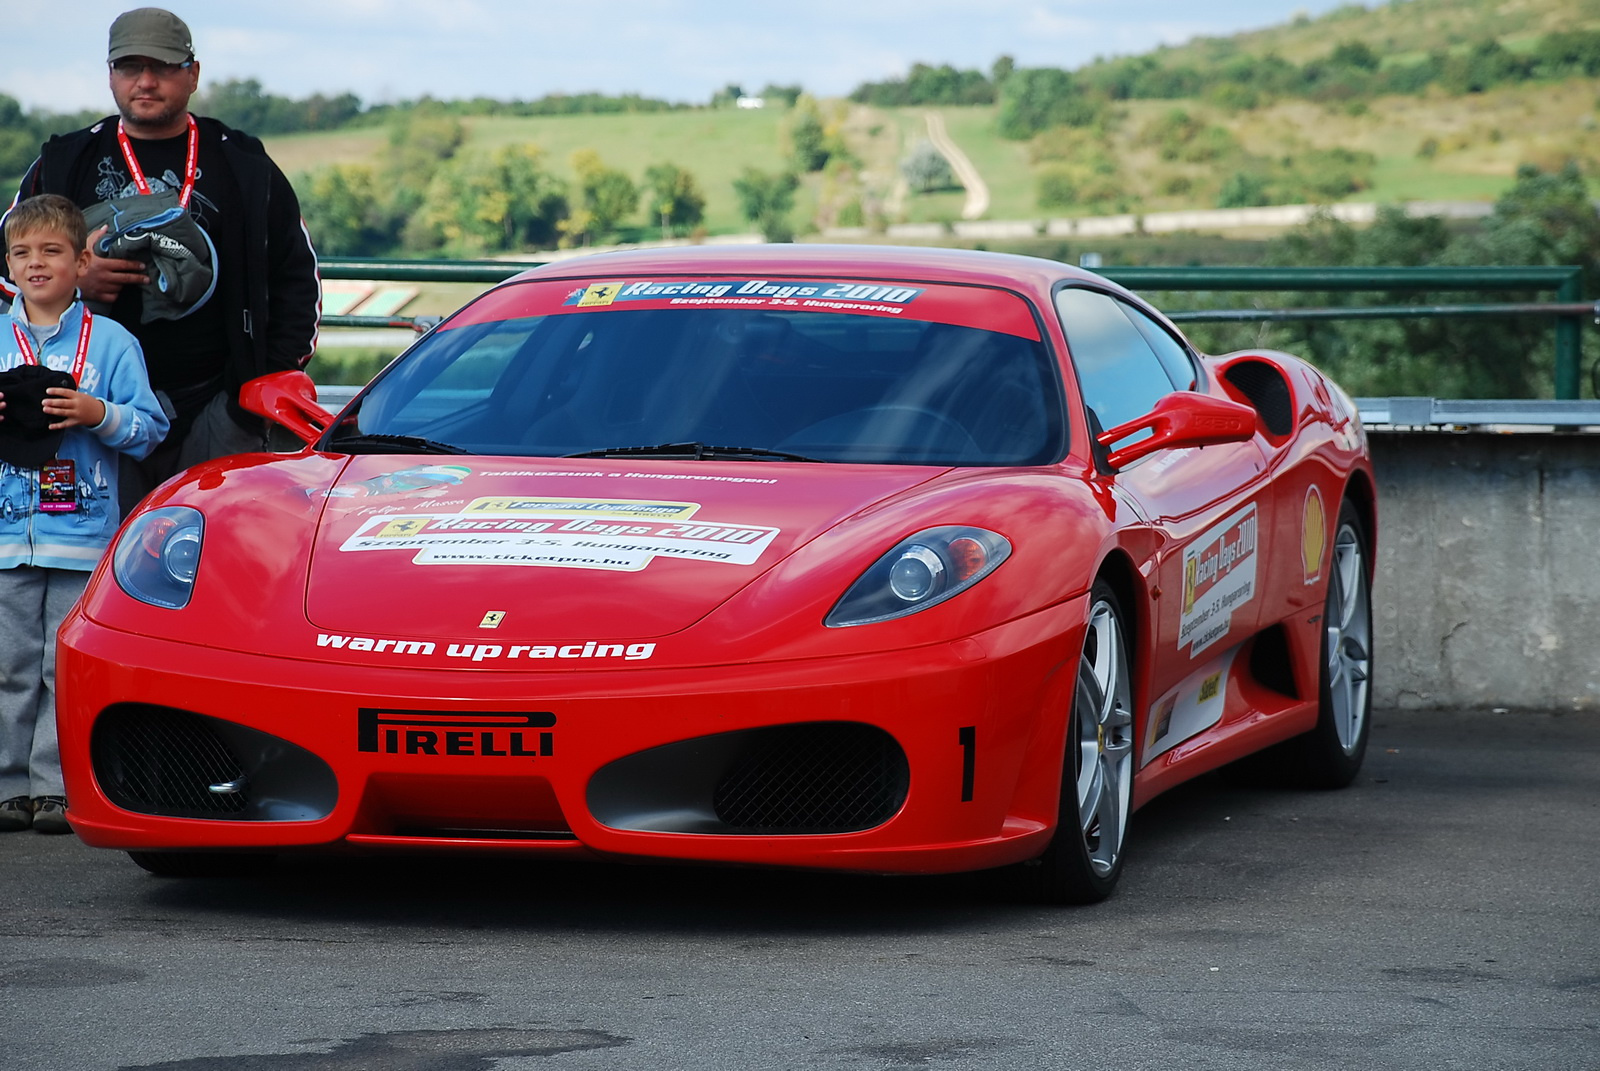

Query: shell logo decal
left=1302, top=485, right=1326, bottom=584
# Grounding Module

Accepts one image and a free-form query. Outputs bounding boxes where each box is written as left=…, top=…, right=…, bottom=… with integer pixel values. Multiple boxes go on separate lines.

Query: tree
left=1217, top=171, right=1270, bottom=208
left=758, top=83, right=804, bottom=107
left=568, top=149, right=639, bottom=245
left=194, top=78, right=275, bottom=132
left=996, top=68, right=1099, bottom=140
left=1450, top=162, right=1600, bottom=295
left=0, top=128, right=36, bottom=183
left=709, top=83, right=746, bottom=108
left=991, top=55, right=1016, bottom=92
left=1328, top=41, right=1380, bottom=71
left=1201, top=164, right=1600, bottom=400
left=299, top=164, right=386, bottom=256
left=1439, top=40, right=1531, bottom=94
left=1035, top=165, right=1078, bottom=211
left=385, top=109, right=467, bottom=224
left=900, top=139, right=952, bottom=193
left=787, top=96, right=831, bottom=172
left=411, top=144, right=568, bottom=255
left=732, top=168, right=800, bottom=243
left=642, top=163, right=706, bottom=236
left=191, top=79, right=359, bottom=135
left=850, top=63, right=994, bottom=106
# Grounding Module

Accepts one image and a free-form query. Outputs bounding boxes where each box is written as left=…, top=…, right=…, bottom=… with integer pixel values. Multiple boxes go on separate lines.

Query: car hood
left=303, top=456, right=944, bottom=640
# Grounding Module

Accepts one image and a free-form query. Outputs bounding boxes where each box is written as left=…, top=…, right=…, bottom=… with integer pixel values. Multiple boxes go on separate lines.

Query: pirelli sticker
left=339, top=497, right=778, bottom=572
left=1179, top=503, right=1258, bottom=656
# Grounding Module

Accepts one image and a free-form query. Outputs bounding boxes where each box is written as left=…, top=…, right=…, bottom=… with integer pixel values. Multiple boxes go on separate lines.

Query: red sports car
left=57, top=245, right=1375, bottom=902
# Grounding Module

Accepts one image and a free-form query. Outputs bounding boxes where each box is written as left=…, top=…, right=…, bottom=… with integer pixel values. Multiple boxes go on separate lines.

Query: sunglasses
left=109, top=58, right=194, bottom=79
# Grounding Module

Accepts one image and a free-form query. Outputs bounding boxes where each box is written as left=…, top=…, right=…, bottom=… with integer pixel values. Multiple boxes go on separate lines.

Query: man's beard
left=119, top=100, right=185, bottom=132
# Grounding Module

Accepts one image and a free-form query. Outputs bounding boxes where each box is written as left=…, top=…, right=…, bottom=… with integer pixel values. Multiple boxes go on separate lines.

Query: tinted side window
left=1122, top=304, right=1198, bottom=390
left=1055, top=288, right=1172, bottom=431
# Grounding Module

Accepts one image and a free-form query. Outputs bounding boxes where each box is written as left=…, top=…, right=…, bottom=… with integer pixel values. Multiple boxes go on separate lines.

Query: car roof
left=506, top=243, right=1115, bottom=300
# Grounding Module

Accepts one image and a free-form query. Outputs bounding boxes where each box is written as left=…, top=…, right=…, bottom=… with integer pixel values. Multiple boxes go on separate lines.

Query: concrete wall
left=1370, top=431, right=1600, bottom=711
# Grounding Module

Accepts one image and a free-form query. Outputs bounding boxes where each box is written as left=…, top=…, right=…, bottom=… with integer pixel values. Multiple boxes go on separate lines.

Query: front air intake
left=92, top=705, right=248, bottom=817
left=712, top=723, right=910, bottom=832
left=589, top=722, right=911, bottom=836
left=90, top=704, right=338, bottom=822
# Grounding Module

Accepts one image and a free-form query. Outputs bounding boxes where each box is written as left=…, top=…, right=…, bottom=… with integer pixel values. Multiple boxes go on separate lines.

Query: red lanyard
left=116, top=115, right=199, bottom=208
left=12, top=311, right=92, bottom=382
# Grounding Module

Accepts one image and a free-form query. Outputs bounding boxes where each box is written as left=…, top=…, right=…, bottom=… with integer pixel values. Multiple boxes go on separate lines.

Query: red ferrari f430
left=57, top=245, right=1375, bottom=902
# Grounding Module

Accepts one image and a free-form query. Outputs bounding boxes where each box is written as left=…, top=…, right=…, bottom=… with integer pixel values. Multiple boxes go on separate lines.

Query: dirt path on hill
left=924, top=111, right=990, bottom=220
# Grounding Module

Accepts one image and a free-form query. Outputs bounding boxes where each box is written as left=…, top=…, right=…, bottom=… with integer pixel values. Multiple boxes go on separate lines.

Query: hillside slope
left=262, top=0, right=1598, bottom=243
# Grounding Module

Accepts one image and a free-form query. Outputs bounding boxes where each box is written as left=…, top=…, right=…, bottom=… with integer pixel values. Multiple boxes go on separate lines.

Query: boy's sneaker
left=0, top=796, right=31, bottom=832
left=31, top=797, right=70, bottom=835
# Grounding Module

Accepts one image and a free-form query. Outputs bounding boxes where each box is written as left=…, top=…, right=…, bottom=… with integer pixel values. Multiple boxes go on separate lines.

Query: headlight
left=113, top=506, right=205, bottom=609
left=826, top=526, right=1011, bottom=627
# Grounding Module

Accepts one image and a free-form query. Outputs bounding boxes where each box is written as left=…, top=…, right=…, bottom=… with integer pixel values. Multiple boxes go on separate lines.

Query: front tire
left=1023, top=580, right=1135, bottom=903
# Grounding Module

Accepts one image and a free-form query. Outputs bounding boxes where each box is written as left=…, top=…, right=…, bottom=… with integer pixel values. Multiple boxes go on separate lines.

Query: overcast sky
left=7, top=1, right=1362, bottom=114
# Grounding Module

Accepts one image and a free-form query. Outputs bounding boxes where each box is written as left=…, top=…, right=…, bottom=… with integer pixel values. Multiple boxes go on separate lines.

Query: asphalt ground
left=1, top=708, right=1596, bottom=1071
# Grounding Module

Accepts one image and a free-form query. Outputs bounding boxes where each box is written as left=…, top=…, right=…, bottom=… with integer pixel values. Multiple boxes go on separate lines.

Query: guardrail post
left=1555, top=269, right=1583, bottom=400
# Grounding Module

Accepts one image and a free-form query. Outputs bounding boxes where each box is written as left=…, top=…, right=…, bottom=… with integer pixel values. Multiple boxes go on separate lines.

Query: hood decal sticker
left=338, top=496, right=779, bottom=572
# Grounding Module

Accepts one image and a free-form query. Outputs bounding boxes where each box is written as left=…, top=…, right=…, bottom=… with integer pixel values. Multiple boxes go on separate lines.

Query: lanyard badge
left=39, top=460, right=77, bottom=512
left=11, top=313, right=92, bottom=501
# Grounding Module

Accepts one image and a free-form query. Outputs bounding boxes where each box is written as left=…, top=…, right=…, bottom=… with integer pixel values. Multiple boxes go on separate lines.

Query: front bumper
left=57, top=598, right=1087, bottom=875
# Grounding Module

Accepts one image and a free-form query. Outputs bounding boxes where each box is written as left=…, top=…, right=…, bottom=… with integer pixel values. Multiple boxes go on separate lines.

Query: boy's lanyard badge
left=116, top=115, right=199, bottom=207
left=11, top=312, right=92, bottom=512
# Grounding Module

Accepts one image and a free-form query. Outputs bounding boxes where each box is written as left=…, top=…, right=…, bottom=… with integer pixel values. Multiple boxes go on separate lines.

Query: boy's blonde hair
left=4, top=194, right=89, bottom=253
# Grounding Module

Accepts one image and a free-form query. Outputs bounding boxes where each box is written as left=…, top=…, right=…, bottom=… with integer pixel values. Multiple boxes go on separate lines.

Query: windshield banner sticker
left=447, top=275, right=1041, bottom=339
left=1179, top=503, right=1258, bottom=656
left=566, top=279, right=925, bottom=310
left=339, top=497, right=778, bottom=571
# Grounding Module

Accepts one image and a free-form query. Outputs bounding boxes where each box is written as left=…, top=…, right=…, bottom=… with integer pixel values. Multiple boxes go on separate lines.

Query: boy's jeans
left=0, top=565, right=90, bottom=799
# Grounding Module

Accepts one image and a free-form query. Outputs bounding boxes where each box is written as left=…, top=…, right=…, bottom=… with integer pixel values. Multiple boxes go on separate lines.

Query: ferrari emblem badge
left=576, top=282, right=624, bottom=307
left=479, top=611, right=506, bottom=629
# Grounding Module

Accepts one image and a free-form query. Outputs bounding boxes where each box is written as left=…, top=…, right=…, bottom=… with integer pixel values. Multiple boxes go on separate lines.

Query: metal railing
left=317, top=258, right=1592, bottom=403
left=1100, top=266, right=1588, bottom=400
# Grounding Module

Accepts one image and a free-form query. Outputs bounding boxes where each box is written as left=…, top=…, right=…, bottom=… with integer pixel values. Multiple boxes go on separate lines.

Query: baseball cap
left=108, top=8, right=194, bottom=65
left=0, top=364, right=76, bottom=468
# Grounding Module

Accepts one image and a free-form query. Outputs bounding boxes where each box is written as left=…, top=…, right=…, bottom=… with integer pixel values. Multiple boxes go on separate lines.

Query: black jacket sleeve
left=259, top=157, right=320, bottom=376
left=13, top=155, right=42, bottom=202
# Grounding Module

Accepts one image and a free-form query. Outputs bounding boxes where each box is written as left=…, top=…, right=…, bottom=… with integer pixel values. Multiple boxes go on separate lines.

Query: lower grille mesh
left=711, top=723, right=908, bottom=833
left=91, top=706, right=248, bottom=816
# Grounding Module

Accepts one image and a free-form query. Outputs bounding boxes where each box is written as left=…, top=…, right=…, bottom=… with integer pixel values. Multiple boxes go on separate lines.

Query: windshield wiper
left=332, top=433, right=470, bottom=456
left=564, top=441, right=819, bottom=462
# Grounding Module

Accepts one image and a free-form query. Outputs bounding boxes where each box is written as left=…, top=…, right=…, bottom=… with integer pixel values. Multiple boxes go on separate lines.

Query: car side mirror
left=1096, top=392, right=1259, bottom=471
left=239, top=370, right=335, bottom=446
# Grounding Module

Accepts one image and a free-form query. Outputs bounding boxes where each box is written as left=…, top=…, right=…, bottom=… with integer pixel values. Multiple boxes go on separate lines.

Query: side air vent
left=1249, top=625, right=1300, bottom=699
left=1223, top=360, right=1295, bottom=437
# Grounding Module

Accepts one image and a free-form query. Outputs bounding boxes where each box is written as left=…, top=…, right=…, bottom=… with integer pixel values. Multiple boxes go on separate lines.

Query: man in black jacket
left=6, top=8, right=320, bottom=506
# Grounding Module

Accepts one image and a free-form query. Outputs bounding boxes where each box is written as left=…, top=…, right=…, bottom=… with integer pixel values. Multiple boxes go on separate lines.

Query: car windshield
left=328, top=276, right=1066, bottom=466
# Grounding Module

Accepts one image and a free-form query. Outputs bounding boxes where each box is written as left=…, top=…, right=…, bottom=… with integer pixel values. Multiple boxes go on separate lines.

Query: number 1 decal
left=959, top=725, right=976, bottom=802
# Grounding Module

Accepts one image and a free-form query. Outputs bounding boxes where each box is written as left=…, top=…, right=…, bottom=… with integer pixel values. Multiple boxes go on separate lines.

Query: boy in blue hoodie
left=0, top=194, right=167, bottom=834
